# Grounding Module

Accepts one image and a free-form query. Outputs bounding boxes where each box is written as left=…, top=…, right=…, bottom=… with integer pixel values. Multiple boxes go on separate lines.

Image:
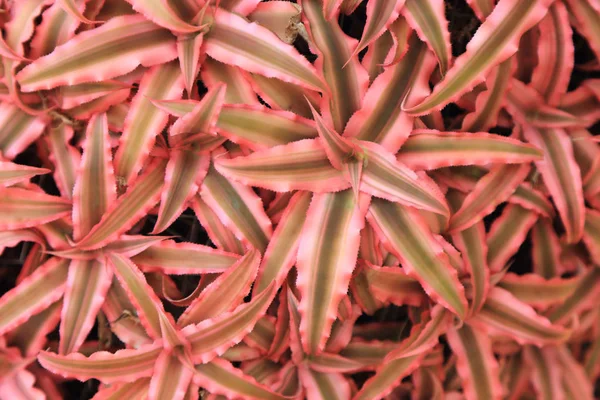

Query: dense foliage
left=0, top=0, right=599, bottom=399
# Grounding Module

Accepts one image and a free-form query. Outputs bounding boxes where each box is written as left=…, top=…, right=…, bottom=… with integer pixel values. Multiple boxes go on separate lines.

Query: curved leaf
left=368, top=198, right=468, bottom=318
left=405, top=0, right=554, bottom=115
left=297, top=190, right=366, bottom=354
left=204, top=8, right=325, bottom=92
left=17, top=15, right=177, bottom=92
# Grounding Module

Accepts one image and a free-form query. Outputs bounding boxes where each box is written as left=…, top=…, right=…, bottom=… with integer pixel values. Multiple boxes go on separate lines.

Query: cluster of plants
left=0, top=0, right=600, bottom=398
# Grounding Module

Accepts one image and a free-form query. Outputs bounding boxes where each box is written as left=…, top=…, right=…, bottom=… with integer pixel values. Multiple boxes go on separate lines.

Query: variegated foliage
left=0, top=0, right=598, bottom=399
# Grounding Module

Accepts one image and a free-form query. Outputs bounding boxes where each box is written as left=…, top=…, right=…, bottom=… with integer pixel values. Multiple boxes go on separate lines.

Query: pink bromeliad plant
left=0, top=0, right=599, bottom=398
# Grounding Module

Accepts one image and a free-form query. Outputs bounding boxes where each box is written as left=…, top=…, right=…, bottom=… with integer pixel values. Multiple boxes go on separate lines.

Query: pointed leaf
left=201, top=164, right=273, bottom=252
left=299, top=366, right=352, bottom=400
left=0, top=160, right=49, bottom=188
left=178, top=249, right=260, bottom=326
left=109, top=253, right=170, bottom=340
left=114, top=62, right=184, bottom=184
left=524, top=127, right=584, bottom=243
left=45, top=123, right=80, bottom=199
left=59, top=260, right=112, bottom=356
left=204, top=8, right=325, bottom=92
left=73, top=113, right=116, bottom=240
left=125, top=0, right=203, bottom=33
left=344, top=35, right=433, bottom=152
left=0, top=258, right=69, bottom=335
left=153, top=151, right=209, bottom=234
left=397, top=130, right=542, bottom=170
left=215, top=139, right=348, bottom=193
left=405, top=0, right=554, bottom=115
left=148, top=352, right=193, bottom=400
left=0, top=104, right=46, bottom=160
left=17, top=15, right=177, bottom=92
left=354, top=0, right=405, bottom=56
left=472, top=287, right=570, bottom=346
left=368, top=198, right=468, bottom=317
left=353, top=355, right=421, bottom=400
left=403, top=0, right=451, bottom=74
left=75, top=159, right=167, bottom=250
left=0, top=188, right=71, bottom=230
left=296, top=190, right=365, bottom=354
left=254, top=191, right=312, bottom=295
left=498, top=273, right=579, bottom=310
left=38, top=343, right=162, bottom=383
left=487, top=204, right=538, bottom=272
left=530, top=2, right=573, bottom=105
left=184, top=283, right=276, bottom=363
left=547, top=267, right=600, bottom=323
left=360, top=141, right=450, bottom=215
left=449, top=163, right=530, bottom=233
left=362, top=262, right=426, bottom=306
left=446, top=324, right=503, bottom=400
left=191, top=195, right=245, bottom=254
left=301, top=0, right=369, bottom=132
left=193, top=358, right=286, bottom=400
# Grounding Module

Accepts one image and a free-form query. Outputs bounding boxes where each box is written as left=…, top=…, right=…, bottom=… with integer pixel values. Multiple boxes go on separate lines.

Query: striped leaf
left=201, top=164, right=273, bottom=252
left=531, top=219, right=562, bottom=278
left=446, top=324, right=503, bottom=400
left=344, top=36, right=434, bottom=153
left=72, top=113, right=116, bottom=241
left=296, top=190, right=366, bottom=354
left=191, top=195, right=245, bottom=255
left=148, top=352, right=193, bottom=400
left=75, top=159, right=167, bottom=251
left=368, top=198, right=468, bottom=317
left=193, top=358, right=286, bottom=400
left=299, top=366, right=352, bottom=400
left=530, top=2, right=573, bottom=105
left=524, top=346, right=564, bottom=400
left=547, top=267, right=600, bottom=324
left=354, top=0, right=405, bottom=57
left=254, top=191, right=312, bottom=295
left=403, top=0, right=451, bottom=74
left=214, top=139, right=349, bottom=193
left=353, top=356, right=421, bottom=400
left=449, top=163, right=530, bottom=233
left=132, top=240, right=239, bottom=275
left=397, top=130, right=542, bottom=170
left=178, top=250, right=260, bottom=326
left=301, top=0, right=369, bottom=132
left=185, top=283, right=276, bottom=363
left=0, top=160, right=49, bottom=188
left=0, top=257, right=69, bottom=335
left=17, top=15, right=177, bottom=92
left=109, top=253, right=170, bottom=340
left=0, top=187, right=72, bottom=230
left=114, top=62, right=184, bottom=185
left=498, top=273, right=579, bottom=310
left=472, top=287, right=570, bottom=346
left=124, top=0, right=203, bottom=33
left=0, top=104, right=46, bottom=160
left=461, top=59, right=513, bottom=132
left=45, top=124, right=79, bottom=199
left=152, top=150, right=209, bottom=234
left=524, top=127, right=585, bottom=243
left=405, top=0, right=554, bottom=115
left=362, top=262, right=426, bottom=307
left=59, top=259, right=113, bottom=354
left=448, top=191, right=489, bottom=315
left=487, top=204, right=538, bottom=272
left=565, top=0, right=600, bottom=62
left=38, top=343, right=162, bottom=383
left=204, top=8, right=325, bottom=92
